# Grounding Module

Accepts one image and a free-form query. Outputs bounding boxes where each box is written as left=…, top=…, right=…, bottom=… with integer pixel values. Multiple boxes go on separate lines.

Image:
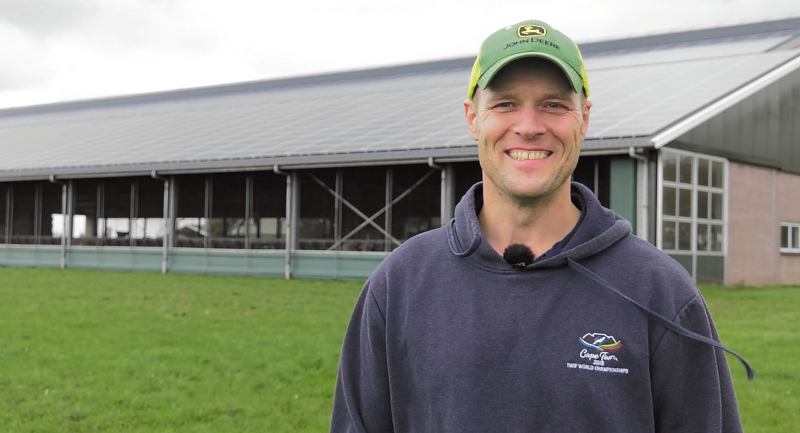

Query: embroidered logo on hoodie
left=566, top=332, right=629, bottom=374
left=579, top=332, right=622, bottom=351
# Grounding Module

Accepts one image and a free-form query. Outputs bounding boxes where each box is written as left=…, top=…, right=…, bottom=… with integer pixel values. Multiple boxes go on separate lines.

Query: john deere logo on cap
left=518, top=25, right=546, bottom=38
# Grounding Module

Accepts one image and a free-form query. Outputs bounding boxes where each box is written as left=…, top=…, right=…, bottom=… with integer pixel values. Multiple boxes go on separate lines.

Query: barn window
left=781, top=223, right=800, bottom=253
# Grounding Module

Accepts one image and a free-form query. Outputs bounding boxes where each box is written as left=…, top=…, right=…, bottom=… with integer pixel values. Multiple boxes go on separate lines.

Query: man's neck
left=478, top=183, right=581, bottom=258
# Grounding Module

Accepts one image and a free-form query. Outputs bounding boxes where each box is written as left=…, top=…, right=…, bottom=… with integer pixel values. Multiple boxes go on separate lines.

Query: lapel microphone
left=503, top=243, right=535, bottom=269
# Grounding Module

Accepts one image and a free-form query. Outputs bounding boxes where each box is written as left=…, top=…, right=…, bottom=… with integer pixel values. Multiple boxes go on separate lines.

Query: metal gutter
left=0, top=147, right=480, bottom=182
left=0, top=138, right=658, bottom=182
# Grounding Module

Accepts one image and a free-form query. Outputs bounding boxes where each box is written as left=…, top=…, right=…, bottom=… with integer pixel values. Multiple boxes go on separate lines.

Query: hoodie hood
left=447, top=181, right=631, bottom=269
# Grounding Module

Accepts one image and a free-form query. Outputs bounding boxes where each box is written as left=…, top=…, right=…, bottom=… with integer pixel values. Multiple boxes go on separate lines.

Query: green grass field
left=702, top=285, right=800, bottom=433
left=0, top=267, right=797, bottom=432
left=0, top=268, right=362, bottom=432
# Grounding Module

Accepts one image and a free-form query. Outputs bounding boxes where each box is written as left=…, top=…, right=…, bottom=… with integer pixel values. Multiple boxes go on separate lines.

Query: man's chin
left=506, top=180, right=571, bottom=202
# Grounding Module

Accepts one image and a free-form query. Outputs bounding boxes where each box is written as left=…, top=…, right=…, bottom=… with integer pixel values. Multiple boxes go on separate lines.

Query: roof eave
left=651, top=51, right=800, bottom=149
left=0, top=146, right=481, bottom=181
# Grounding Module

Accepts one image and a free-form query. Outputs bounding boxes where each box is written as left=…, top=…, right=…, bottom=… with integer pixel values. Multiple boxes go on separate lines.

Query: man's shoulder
left=364, top=226, right=450, bottom=300
left=596, top=234, right=699, bottom=304
left=374, top=226, right=448, bottom=271
left=614, top=234, right=689, bottom=272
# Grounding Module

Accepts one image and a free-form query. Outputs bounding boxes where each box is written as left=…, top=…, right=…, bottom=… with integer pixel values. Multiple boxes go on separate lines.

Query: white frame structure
left=657, top=148, right=729, bottom=281
left=780, top=222, right=800, bottom=254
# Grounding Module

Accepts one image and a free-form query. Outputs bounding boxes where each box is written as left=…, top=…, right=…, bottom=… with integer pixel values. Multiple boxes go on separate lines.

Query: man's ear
left=464, top=98, right=479, bottom=141
left=580, top=99, right=592, bottom=139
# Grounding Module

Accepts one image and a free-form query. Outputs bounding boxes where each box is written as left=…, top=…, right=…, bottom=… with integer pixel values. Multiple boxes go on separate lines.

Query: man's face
left=464, top=58, right=591, bottom=204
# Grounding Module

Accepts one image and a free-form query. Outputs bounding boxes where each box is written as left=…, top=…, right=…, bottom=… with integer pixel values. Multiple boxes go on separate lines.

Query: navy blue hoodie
left=331, top=182, right=747, bottom=432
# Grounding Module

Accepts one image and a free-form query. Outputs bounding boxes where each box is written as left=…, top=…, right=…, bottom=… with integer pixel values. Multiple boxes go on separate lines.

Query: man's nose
left=512, top=105, right=546, bottom=139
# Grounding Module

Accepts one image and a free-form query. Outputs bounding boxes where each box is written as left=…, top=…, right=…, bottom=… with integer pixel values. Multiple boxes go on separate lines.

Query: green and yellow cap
left=468, top=20, right=589, bottom=99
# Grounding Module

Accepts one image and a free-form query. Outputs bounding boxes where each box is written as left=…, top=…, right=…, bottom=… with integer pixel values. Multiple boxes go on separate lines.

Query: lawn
left=0, top=267, right=797, bottom=432
left=0, top=268, right=362, bottom=432
left=701, top=284, right=800, bottom=433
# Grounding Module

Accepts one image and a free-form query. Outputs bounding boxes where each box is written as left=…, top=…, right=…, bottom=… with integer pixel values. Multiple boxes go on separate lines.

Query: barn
left=2, top=18, right=799, bottom=284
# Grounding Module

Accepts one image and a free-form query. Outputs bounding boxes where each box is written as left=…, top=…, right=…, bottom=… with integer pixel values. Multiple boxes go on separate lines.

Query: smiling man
left=331, top=20, right=747, bottom=433
left=467, top=56, right=590, bottom=260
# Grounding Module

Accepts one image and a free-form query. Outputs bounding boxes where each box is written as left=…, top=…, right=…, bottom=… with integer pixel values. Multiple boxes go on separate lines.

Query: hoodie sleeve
left=649, top=292, right=743, bottom=433
left=330, top=278, right=393, bottom=433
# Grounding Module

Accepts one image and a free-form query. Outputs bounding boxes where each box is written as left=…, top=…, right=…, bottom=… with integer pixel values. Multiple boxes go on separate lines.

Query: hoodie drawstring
left=567, top=257, right=755, bottom=380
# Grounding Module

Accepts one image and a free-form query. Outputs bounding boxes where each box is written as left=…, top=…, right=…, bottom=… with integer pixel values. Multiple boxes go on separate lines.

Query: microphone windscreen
left=503, top=243, right=534, bottom=269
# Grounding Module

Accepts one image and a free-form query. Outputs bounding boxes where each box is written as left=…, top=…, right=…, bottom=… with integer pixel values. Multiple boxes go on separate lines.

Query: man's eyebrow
left=484, top=90, right=517, bottom=100
left=541, top=90, right=574, bottom=100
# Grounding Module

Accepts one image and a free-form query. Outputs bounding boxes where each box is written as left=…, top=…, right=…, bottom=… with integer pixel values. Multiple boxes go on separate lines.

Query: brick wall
left=727, top=162, right=800, bottom=285
left=727, top=162, right=775, bottom=285
left=775, top=171, right=800, bottom=284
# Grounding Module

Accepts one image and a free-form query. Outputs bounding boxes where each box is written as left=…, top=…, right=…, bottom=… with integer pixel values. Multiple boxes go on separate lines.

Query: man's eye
left=545, top=102, right=564, bottom=109
left=493, top=102, right=514, bottom=109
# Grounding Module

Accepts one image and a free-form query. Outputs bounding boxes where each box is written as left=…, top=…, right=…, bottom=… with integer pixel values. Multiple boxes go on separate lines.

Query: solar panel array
left=0, top=23, right=797, bottom=179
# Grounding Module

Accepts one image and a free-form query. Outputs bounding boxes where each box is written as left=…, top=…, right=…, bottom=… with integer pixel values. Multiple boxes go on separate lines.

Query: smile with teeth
left=508, top=150, right=551, bottom=161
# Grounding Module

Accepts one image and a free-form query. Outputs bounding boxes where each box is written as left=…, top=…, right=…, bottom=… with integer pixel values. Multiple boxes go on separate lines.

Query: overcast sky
left=2, top=0, right=800, bottom=109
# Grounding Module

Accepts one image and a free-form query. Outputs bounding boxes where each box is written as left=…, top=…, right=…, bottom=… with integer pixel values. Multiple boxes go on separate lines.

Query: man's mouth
left=508, top=150, right=551, bottom=161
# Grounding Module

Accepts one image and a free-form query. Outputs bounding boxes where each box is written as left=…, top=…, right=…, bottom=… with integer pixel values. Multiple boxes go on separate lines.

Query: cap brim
left=476, top=52, right=584, bottom=95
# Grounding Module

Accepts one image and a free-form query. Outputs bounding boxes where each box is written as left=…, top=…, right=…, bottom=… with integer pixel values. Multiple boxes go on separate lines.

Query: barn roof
left=1, top=17, right=800, bottom=180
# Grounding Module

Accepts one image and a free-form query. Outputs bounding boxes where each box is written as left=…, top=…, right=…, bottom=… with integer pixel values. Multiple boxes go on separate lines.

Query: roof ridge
left=578, top=16, right=800, bottom=55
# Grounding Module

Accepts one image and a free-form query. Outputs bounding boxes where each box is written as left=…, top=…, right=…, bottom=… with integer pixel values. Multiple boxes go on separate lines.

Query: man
left=331, top=20, right=750, bottom=432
